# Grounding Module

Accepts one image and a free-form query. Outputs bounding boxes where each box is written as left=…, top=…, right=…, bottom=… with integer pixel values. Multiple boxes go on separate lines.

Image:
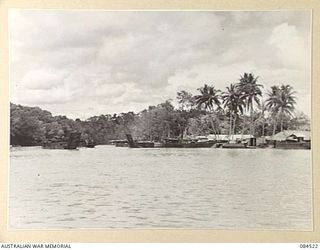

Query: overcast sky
left=9, top=10, right=311, bottom=119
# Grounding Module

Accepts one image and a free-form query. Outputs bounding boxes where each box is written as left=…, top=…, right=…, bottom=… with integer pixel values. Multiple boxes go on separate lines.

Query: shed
left=208, top=134, right=229, bottom=141
left=272, top=130, right=311, bottom=141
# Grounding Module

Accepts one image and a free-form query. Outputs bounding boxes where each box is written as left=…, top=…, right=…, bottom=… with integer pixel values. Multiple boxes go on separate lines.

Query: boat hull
left=115, top=142, right=128, bottom=147
left=182, top=141, right=215, bottom=148
left=42, top=144, right=79, bottom=150
left=132, top=142, right=155, bottom=148
left=221, top=143, right=247, bottom=148
left=162, top=143, right=183, bottom=148
left=43, top=142, right=67, bottom=149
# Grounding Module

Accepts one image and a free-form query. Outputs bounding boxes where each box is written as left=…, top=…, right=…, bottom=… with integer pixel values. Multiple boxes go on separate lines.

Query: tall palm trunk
left=209, top=107, right=219, bottom=135
left=241, top=116, right=245, bottom=134
left=209, top=115, right=216, bottom=135
left=280, top=109, right=284, bottom=132
left=229, top=111, right=233, bottom=136
left=242, top=100, right=249, bottom=135
left=250, top=109, right=254, bottom=136
left=250, top=102, right=255, bottom=136
left=258, top=106, right=265, bottom=137
left=272, top=117, right=277, bottom=136
left=215, top=117, right=221, bottom=134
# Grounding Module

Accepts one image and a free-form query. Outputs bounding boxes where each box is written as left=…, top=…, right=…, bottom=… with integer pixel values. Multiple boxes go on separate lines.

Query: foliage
left=10, top=73, right=309, bottom=146
left=266, top=84, right=297, bottom=133
left=221, top=83, right=245, bottom=134
left=195, top=84, right=221, bottom=112
left=236, top=73, right=263, bottom=135
left=176, top=90, right=196, bottom=111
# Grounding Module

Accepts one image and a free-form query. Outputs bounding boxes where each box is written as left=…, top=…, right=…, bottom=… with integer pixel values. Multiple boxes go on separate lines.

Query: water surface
left=9, top=146, right=312, bottom=230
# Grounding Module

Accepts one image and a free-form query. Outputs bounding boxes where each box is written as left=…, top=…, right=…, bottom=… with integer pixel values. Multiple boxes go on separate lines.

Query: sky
left=9, top=10, right=311, bottom=120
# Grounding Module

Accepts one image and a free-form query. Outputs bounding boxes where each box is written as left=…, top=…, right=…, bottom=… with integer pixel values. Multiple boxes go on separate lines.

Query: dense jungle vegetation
left=10, top=73, right=310, bottom=146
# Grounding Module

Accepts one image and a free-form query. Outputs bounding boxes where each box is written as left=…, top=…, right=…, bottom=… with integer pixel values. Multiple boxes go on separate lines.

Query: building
left=208, top=134, right=253, bottom=142
left=271, top=130, right=311, bottom=149
left=271, top=130, right=311, bottom=142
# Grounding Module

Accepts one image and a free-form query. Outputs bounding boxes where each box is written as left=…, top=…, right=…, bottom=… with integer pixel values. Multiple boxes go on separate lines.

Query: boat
left=126, top=134, right=154, bottom=148
left=140, top=136, right=216, bottom=148
left=153, top=137, right=215, bottom=148
left=84, top=139, right=95, bottom=148
left=79, top=138, right=96, bottom=148
left=181, top=139, right=215, bottom=148
left=221, top=141, right=247, bottom=149
left=115, top=141, right=128, bottom=147
left=154, top=142, right=165, bottom=147
left=110, top=139, right=129, bottom=147
left=42, top=132, right=81, bottom=149
left=134, top=141, right=155, bottom=148
left=161, top=138, right=183, bottom=148
left=122, top=134, right=251, bottom=149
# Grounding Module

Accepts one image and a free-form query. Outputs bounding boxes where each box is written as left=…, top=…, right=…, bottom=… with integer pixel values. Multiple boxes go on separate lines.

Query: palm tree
left=195, top=84, right=221, bottom=111
left=195, top=84, right=221, bottom=134
left=221, top=84, right=245, bottom=135
left=265, top=85, right=280, bottom=135
left=255, top=101, right=267, bottom=137
left=266, top=84, right=297, bottom=133
left=236, top=73, right=263, bottom=136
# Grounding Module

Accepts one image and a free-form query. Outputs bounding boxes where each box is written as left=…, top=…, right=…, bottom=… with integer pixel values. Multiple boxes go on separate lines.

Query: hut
left=272, top=130, right=311, bottom=142
left=271, top=130, right=311, bottom=149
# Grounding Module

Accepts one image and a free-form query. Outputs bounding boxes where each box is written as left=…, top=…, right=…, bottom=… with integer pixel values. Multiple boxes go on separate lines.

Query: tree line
left=10, top=73, right=310, bottom=146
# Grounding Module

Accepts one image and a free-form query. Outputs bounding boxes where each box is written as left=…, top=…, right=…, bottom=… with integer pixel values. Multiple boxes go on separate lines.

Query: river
left=9, top=146, right=312, bottom=230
